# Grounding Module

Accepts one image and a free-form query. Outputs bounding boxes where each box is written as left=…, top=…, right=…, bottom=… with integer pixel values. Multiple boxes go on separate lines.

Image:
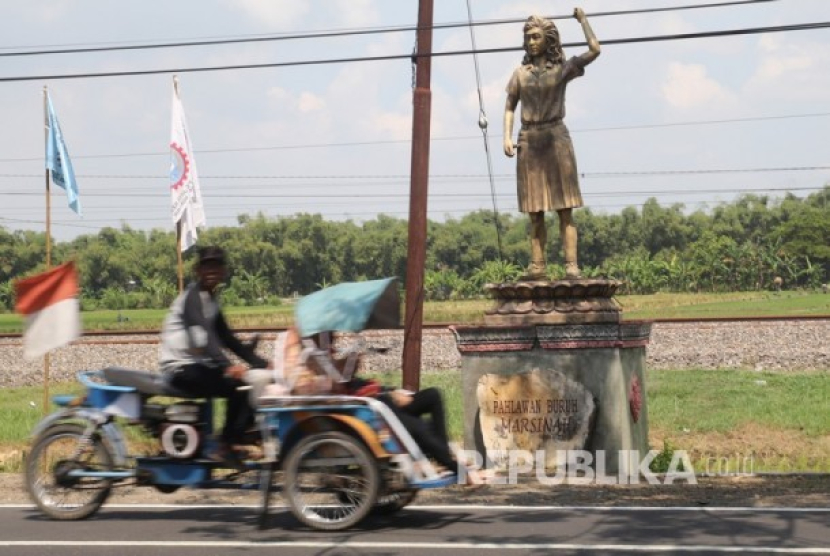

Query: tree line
left=0, top=187, right=827, bottom=311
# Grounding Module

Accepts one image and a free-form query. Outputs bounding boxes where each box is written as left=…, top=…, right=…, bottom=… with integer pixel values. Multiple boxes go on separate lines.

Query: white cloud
left=12, top=1, right=73, bottom=23
left=653, top=14, right=697, bottom=36
left=224, top=0, right=310, bottom=28
left=265, top=87, right=325, bottom=114
left=222, top=0, right=378, bottom=30
left=298, top=92, right=325, bottom=112
left=266, top=86, right=291, bottom=103
left=370, top=112, right=411, bottom=140
left=742, top=36, right=830, bottom=104
left=661, top=62, right=734, bottom=109
left=754, top=35, right=813, bottom=79
left=334, top=0, right=379, bottom=27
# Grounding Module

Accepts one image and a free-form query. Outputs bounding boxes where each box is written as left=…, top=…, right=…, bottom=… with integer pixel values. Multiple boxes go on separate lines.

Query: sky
left=1, top=0, right=829, bottom=242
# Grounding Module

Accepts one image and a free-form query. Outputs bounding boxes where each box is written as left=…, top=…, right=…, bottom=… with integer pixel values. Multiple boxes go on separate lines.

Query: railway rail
left=1, top=316, right=827, bottom=388
left=2, top=314, right=829, bottom=340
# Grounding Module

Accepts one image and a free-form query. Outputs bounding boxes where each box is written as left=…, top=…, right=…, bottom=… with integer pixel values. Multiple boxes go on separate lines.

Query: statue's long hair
left=521, top=15, right=564, bottom=65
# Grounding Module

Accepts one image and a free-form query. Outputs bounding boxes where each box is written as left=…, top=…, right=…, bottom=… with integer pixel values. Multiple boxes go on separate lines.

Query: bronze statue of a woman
left=503, top=8, right=600, bottom=279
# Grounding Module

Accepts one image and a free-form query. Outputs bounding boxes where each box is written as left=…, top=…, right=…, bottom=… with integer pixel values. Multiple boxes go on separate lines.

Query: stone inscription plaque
left=476, top=368, right=595, bottom=468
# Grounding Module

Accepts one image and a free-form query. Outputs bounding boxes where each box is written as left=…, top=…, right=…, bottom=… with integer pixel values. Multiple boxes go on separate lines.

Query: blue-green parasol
left=295, top=277, right=400, bottom=337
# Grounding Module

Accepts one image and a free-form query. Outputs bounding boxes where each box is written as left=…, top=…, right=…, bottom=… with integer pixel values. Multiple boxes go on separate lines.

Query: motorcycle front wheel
left=26, top=423, right=114, bottom=520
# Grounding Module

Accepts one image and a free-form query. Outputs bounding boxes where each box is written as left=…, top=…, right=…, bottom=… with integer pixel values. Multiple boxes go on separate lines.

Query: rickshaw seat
left=101, top=366, right=201, bottom=399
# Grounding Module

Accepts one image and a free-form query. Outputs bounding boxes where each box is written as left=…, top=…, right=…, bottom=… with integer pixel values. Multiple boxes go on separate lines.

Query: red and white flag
left=14, top=262, right=81, bottom=359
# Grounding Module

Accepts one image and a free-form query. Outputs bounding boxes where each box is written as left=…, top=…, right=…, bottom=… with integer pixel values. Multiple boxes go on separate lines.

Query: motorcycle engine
left=158, top=403, right=202, bottom=459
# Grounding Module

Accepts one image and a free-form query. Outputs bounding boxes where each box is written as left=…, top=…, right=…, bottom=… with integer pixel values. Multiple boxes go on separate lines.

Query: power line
left=1, top=185, right=822, bottom=200
left=2, top=112, right=828, bottom=163
left=5, top=193, right=825, bottom=218
left=2, top=21, right=828, bottom=83
left=0, top=0, right=779, bottom=58
left=2, top=165, right=828, bottom=183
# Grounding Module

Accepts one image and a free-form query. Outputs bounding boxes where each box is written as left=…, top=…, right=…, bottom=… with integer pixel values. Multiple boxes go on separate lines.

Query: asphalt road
left=0, top=504, right=828, bottom=555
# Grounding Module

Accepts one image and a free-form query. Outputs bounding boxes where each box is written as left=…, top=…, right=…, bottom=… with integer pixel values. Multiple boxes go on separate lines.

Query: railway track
left=2, top=314, right=829, bottom=341
left=1, top=316, right=827, bottom=388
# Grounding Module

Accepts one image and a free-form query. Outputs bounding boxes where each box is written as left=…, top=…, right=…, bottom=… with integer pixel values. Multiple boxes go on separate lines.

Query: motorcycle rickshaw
left=25, top=277, right=457, bottom=531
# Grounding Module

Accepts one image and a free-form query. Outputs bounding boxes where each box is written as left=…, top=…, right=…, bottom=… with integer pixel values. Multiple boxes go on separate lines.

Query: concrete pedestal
left=452, top=320, right=652, bottom=474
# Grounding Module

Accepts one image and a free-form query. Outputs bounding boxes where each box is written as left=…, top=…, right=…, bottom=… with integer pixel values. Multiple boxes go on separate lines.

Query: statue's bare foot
left=565, top=262, right=581, bottom=279
left=521, top=261, right=547, bottom=281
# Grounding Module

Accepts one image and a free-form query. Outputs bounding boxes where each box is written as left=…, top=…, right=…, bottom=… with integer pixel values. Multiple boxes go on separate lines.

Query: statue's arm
left=503, top=93, right=518, bottom=157
left=574, top=7, right=601, bottom=65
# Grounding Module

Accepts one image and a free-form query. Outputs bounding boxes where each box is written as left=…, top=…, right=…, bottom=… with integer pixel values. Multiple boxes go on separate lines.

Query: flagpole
left=172, top=76, right=185, bottom=293
left=176, top=221, right=184, bottom=292
left=43, top=87, right=52, bottom=267
left=42, top=86, right=52, bottom=414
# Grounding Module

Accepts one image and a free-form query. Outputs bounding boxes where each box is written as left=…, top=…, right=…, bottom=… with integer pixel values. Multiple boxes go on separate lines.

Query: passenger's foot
left=465, top=468, right=500, bottom=487
left=463, top=468, right=488, bottom=489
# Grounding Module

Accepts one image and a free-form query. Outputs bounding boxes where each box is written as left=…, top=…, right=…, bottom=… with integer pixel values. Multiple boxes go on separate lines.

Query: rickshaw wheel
left=152, top=484, right=181, bottom=494
left=283, top=431, right=379, bottom=531
left=26, top=423, right=114, bottom=520
left=372, top=489, right=418, bottom=515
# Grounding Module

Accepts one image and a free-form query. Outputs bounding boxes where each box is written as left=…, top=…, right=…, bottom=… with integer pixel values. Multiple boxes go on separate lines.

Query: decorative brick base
left=451, top=322, right=652, bottom=353
left=483, top=278, right=623, bottom=325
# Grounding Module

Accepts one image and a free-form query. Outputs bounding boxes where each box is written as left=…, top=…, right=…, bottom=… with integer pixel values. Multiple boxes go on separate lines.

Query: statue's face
left=524, top=26, right=546, bottom=56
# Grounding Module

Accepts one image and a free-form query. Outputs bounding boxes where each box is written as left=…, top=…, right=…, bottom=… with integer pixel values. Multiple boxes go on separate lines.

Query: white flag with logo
left=169, top=77, right=206, bottom=252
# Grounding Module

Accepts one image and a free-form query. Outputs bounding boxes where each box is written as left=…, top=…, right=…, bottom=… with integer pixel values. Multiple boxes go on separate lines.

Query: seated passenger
left=247, top=326, right=337, bottom=401
left=245, top=326, right=300, bottom=403
left=292, top=331, right=338, bottom=395
left=266, top=329, right=485, bottom=485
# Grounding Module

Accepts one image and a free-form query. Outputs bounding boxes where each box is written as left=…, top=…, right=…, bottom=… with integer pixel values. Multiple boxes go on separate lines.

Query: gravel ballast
left=1, top=319, right=827, bottom=388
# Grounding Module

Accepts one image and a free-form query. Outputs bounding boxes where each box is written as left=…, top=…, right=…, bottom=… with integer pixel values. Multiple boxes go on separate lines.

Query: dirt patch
left=2, top=472, right=828, bottom=508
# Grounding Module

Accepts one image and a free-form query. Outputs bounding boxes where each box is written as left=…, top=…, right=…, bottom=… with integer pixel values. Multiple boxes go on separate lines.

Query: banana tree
left=469, top=260, right=523, bottom=290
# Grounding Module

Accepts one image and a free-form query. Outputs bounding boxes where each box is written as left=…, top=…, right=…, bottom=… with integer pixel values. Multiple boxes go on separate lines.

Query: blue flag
left=45, top=93, right=81, bottom=215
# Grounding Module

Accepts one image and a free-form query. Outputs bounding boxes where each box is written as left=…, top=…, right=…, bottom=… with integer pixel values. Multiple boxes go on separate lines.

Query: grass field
left=1, top=290, right=827, bottom=334
left=646, top=369, right=830, bottom=473
left=1, top=368, right=827, bottom=473
left=411, top=291, right=830, bottom=323
left=0, top=304, right=297, bottom=334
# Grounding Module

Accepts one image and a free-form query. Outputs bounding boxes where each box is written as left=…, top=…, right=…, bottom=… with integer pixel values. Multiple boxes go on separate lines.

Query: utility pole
left=402, top=0, right=434, bottom=392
